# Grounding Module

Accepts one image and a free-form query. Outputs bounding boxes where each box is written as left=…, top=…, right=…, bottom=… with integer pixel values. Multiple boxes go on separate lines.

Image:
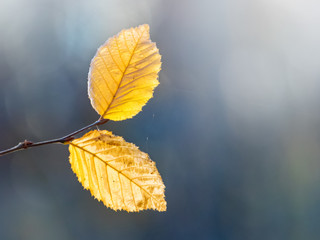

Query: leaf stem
left=0, top=118, right=109, bottom=157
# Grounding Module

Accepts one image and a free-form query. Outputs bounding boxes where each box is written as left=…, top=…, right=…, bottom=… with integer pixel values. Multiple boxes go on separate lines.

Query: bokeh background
left=1, top=0, right=320, bottom=239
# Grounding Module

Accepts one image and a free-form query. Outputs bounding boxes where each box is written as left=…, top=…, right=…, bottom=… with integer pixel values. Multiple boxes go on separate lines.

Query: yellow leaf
left=88, top=24, right=161, bottom=121
left=68, top=130, right=166, bottom=212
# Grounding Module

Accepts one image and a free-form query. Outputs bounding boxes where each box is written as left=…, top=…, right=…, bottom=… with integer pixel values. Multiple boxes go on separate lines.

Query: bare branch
left=0, top=118, right=109, bottom=157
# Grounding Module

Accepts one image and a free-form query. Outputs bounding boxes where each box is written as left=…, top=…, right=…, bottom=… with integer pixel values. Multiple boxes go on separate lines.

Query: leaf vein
left=100, top=28, right=148, bottom=118
left=69, top=142, right=161, bottom=204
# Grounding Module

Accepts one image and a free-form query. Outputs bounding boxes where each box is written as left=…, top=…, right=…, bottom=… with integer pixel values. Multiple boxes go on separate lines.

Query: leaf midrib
left=69, top=142, right=162, bottom=205
left=101, top=28, right=147, bottom=118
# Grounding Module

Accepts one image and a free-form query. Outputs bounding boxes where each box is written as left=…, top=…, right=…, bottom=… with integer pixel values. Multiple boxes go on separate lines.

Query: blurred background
left=1, top=0, right=320, bottom=239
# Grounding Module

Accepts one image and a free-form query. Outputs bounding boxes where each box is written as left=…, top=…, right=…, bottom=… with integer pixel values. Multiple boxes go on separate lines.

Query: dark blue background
left=1, top=0, right=320, bottom=239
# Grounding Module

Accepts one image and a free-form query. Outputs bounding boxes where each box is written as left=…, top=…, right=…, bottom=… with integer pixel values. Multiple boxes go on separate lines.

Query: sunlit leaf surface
left=69, top=130, right=166, bottom=212
left=88, top=24, right=161, bottom=121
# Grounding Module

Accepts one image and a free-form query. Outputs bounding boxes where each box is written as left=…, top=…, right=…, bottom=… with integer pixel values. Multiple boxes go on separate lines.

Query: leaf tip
left=138, top=23, right=150, bottom=32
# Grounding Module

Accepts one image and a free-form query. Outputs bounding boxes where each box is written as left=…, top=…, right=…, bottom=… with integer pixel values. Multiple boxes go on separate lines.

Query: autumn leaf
left=88, top=24, right=161, bottom=121
left=0, top=24, right=165, bottom=213
left=68, top=130, right=166, bottom=212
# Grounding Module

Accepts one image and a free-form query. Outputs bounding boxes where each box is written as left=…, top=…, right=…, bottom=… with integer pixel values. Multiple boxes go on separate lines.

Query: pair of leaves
left=68, top=24, right=166, bottom=212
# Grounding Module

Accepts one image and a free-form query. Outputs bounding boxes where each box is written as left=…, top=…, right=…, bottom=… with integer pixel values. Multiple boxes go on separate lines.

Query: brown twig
left=0, top=117, right=109, bottom=157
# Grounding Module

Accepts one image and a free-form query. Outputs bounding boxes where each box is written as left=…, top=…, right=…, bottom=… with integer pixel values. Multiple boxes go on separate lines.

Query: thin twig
left=0, top=117, right=109, bottom=157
